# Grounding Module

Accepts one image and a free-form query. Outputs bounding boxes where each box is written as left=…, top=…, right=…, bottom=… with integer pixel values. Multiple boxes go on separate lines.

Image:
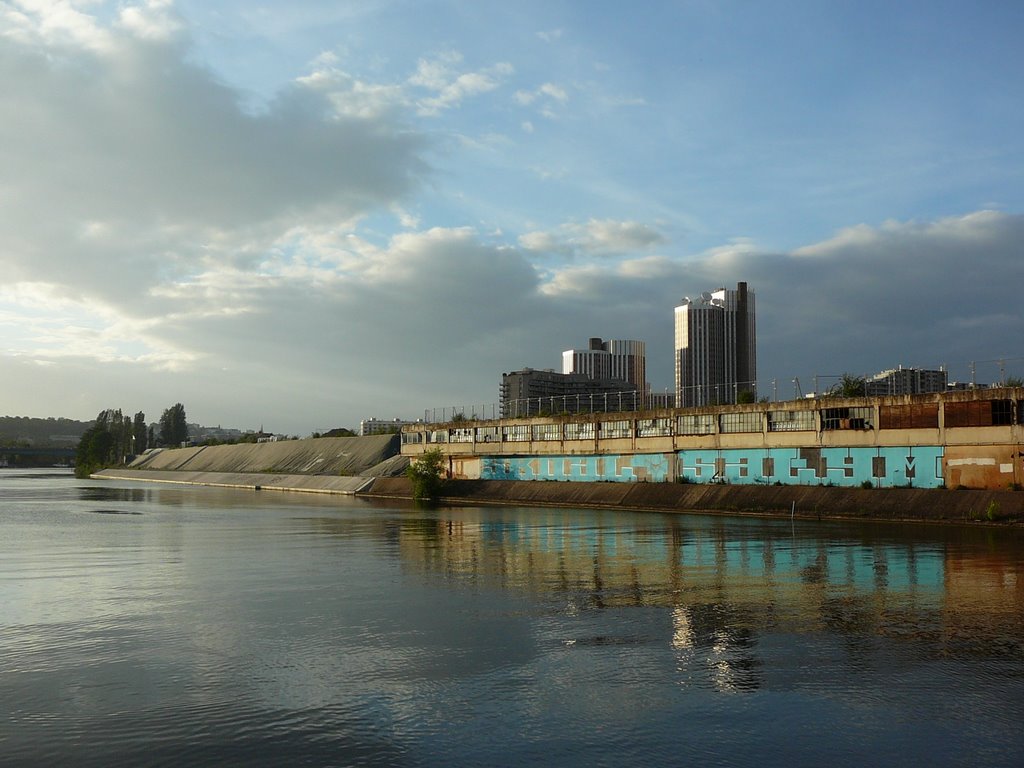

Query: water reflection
left=393, top=508, right=1024, bottom=692
left=3, top=474, right=1023, bottom=766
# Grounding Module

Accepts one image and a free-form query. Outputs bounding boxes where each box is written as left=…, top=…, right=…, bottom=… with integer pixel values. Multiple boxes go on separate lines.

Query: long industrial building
left=402, top=386, right=1024, bottom=491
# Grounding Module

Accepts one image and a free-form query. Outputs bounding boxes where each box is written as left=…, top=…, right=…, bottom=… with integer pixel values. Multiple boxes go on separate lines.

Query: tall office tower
left=562, top=337, right=647, bottom=391
left=674, top=282, right=756, bottom=407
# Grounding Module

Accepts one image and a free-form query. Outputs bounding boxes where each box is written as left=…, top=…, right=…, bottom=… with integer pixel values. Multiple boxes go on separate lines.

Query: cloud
left=297, top=48, right=515, bottom=119
left=116, top=0, right=183, bottom=42
left=538, top=211, right=1024, bottom=390
left=0, top=11, right=429, bottom=310
left=409, top=52, right=514, bottom=116
left=519, top=219, right=667, bottom=258
left=2, top=5, right=1022, bottom=431
left=513, top=81, right=569, bottom=117
left=0, top=0, right=114, bottom=52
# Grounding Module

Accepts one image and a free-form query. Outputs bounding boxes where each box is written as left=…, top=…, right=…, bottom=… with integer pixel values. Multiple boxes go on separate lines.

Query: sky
left=2, top=0, right=1023, bottom=434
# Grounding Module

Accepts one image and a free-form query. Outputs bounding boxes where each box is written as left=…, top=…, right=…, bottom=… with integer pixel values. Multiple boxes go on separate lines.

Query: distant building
left=674, top=282, right=756, bottom=407
left=865, top=366, right=948, bottom=397
left=189, top=424, right=244, bottom=443
left=360, top=418, right=423, bottom=436
left=500, top=369, right=640, bottom=418
left=562, top=338, right=647, bottom=391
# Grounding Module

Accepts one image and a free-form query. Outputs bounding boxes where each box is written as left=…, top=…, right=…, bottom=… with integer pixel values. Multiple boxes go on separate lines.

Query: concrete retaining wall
left=364, top=477, right=1024, bottom=525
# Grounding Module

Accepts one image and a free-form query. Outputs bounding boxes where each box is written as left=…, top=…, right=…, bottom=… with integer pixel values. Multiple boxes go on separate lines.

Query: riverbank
left=91, top=434, right=1024, bottom=526
left=364, top=477, right=1024, bottom=526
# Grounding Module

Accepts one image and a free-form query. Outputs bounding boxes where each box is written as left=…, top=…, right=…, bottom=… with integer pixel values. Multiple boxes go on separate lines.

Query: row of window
left=402, top=399, right=1020, bottom=444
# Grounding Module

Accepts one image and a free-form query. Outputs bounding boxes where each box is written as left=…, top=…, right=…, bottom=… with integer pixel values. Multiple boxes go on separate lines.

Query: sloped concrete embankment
left=95, top=469, right=376, bottom=494
left=363, top=478, right=1024, bottom=525
left=96, top=434, right=409, bottom=495
left=129, top=434, right=401, bottom=475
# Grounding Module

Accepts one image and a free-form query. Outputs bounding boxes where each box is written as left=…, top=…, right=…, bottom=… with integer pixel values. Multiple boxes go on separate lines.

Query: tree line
left=75, top=403, right=188, bottom=478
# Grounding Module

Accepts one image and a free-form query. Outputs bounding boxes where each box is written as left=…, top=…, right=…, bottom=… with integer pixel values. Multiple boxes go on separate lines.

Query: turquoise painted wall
left=479, top=446, right=944, bottom=488
left=480, top=453, right=674, bottom=482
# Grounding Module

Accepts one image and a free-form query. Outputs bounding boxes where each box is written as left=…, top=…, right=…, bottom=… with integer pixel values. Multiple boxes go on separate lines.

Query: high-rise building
left=562, top=337, right=646, bottom=391
left=864, top=366, right=947, bottom=397
left=674, top=282, right=756, bottom=407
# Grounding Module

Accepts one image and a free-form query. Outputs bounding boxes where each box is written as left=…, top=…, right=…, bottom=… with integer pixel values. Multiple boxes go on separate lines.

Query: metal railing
left=421, top=357, right=1024, bottom=425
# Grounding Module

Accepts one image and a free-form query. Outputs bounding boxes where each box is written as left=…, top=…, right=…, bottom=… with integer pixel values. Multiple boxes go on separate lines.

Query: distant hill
left=0, top=416, right=93, bottom=447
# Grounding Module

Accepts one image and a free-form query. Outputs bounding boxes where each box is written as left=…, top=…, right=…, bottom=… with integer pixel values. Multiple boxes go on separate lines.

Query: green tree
left=75, top=409, right=127, bottom=477
left=133, top=411, right=148, bottom=454
left=829, top=373, right=866, bottom=397
left=1005, top=376, right=1024, bottom=388
left=158, top=403, right=188, bottom=447
left=406, top=448, right=447, bottom=502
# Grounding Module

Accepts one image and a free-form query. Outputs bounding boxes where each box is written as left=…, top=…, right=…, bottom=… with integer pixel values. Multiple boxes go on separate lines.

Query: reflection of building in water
left=670, top=604, right=762, bottom=692
left=393, top=511, right=1023, bottom=689
left=943, top=550, right=1024, bottom=653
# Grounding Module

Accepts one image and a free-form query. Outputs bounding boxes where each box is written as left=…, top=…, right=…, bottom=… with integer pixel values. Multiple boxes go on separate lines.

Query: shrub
left=986, top=500, right=1001, bottom=522
left=861, top=480, right=873, bottom=489
left=406, top=448, right=447, bottom=502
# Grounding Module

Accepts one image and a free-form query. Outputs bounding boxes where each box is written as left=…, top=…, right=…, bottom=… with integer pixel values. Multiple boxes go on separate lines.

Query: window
left=502, top=424, right=530, bottom=442
left=531, top=423, right=562, bottom=441
left=564, top=422, right=596, bottom=440
left=637, top=417, right=673, bottom=437
left=677, top=414, right=715, bottom=435
left=768, top=410, right=815, bottom=432
left=401, top=431, right=424, bottom=445
left=719, top=411, right=762, bottom=433
left=450, top=428, right=474, bottom=443
left=945, top=399, right=1012, bottom=428
left=821, top=406, right=873, bottom=431
left=475, top=426, right=500, bottom=443
left=600, top=419, right=632, bottom=439
left=993, top=399, right=1013, bottom=425
left=879, top=404, right=938, bottom=429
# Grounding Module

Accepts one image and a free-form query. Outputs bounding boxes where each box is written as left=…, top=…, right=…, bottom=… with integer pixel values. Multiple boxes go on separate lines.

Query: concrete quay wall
left=364, top=477, right=1024, bottom=525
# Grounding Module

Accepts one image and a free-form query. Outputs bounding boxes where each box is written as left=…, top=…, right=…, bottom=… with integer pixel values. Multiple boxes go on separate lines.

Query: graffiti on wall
left=480, top=446, right=945, bottom=488
left=481, top=452, right=675, bottom=482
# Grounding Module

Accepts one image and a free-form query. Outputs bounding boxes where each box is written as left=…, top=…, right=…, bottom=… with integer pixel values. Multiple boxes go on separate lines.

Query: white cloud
left=538, top=82, right=567, bottom=102
left=296, top=49, right=515, bottom=119
left=0, top=17, right=428, bottom=308
left=116, top=0, right=182, bottom=42
left=513, top=81, right=569, bottom=115
left=412, top=56, right=514, bottom=116
left=519, top=218, right=666, bottom=258
left=1, top=0, right=113, bottom=52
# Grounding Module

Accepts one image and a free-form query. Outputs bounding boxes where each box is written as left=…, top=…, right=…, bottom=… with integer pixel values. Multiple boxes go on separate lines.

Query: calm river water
left=2, top=469, right=1023, bottom=767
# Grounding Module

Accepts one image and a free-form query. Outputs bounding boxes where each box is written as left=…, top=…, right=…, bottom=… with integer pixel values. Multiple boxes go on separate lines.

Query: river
left=2, top=469, right=1022, bottom=767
